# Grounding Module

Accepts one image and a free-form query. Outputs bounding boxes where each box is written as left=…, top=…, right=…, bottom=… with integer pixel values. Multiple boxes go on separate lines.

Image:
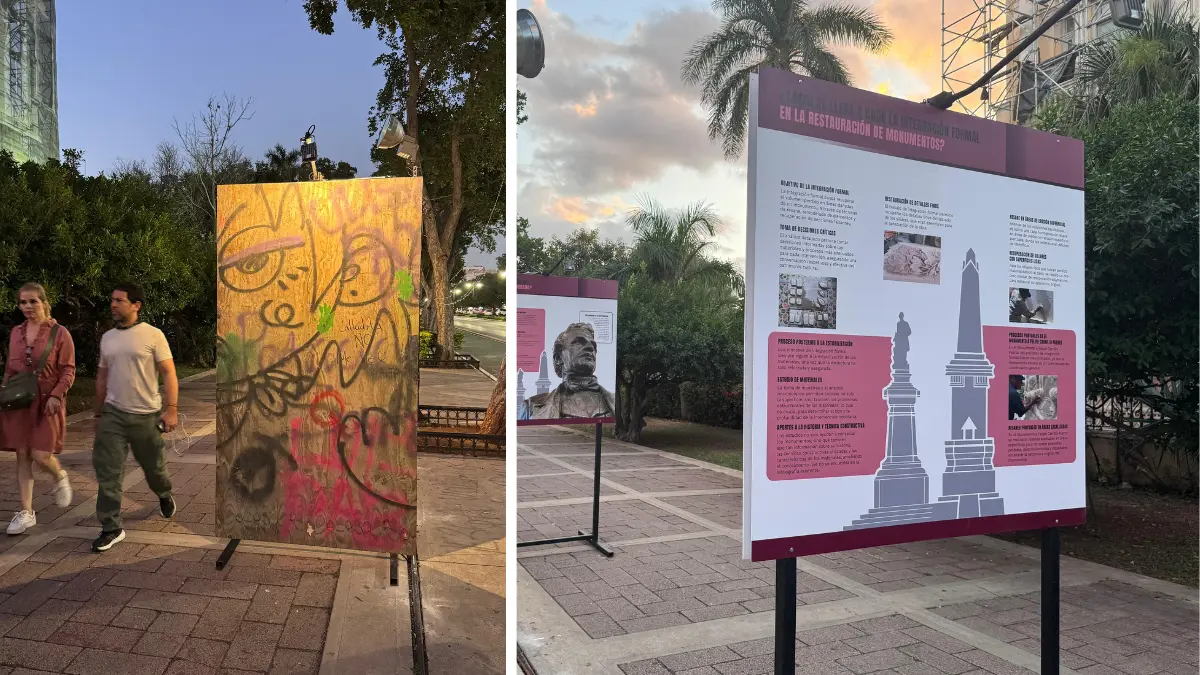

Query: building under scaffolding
left=0, top=0, right=56, bottom=164
left=941, top=0, right=1126, bottom=124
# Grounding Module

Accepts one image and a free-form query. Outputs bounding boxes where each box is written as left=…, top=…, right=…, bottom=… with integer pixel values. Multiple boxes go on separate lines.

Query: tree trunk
left=618, top=373, right=648, bottom=443
left=480, top=356, right=506, bottom=435
left=427, top=251, right=454, bottom=358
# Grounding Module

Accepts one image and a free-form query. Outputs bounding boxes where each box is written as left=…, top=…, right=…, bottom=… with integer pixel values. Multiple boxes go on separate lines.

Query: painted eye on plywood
left=219, top=226, right=306, bottom=294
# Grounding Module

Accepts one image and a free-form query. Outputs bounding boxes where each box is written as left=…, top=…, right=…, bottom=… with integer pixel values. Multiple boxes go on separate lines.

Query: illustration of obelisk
left=933, top=249, right=1005, bottom=519
left=845, top=313, right=943, bottom=529
left=535, top=351, right=552, bottom=395
left=516, top=369, right=527, bottom=413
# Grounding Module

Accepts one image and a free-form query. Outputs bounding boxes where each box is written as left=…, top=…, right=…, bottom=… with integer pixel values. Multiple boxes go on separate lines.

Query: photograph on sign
left=743, top=69, right=1085, bottom=562
left=215, top=178, right=421, bottom=555
left=516, top=275, right=618, bottom=424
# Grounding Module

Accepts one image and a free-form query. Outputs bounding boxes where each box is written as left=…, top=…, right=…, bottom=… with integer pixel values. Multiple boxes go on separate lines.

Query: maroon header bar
left=517, top=274, right=619, bottom=300
left=757, top=68, right=1083, bottom=190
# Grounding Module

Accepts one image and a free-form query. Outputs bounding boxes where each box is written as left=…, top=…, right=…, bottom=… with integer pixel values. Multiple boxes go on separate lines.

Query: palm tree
left=1075, top=0, right=1197, bottom=122
left=623, top=195, right=740, bottom=294
left=681, top=0, right=892, bottom=158
left=257, top=143, right=302, bottom=182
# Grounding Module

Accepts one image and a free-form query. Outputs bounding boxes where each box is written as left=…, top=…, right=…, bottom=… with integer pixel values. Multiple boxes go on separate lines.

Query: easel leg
left=406, top=553, right=429, bottom=675
left=390, top=553, right=400, bottom=587
left=215, top=539, right=240, bottom=570
left=1041, top=527, right=1060, bottom=675
left=775, top=557, right=797, bottom=675
left=577, top=423, right=614, bottom=557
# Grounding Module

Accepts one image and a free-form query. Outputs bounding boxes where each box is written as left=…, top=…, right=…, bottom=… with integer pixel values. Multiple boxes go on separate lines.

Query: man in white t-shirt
left=90, top=284, right=180, bottom=552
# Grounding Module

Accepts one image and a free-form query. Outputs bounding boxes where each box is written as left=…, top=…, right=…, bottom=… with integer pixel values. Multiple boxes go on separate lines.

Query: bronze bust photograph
left=523, top=322, right=615, bottom=420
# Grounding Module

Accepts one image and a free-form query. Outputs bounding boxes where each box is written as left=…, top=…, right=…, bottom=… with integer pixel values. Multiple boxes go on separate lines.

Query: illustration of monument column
left=845, top=313, right=942, bottom=530
left=535, top=351, right=552, bottom=395
left=932, top=249, right=1006, bottom=520
left=516, top=370, right=527, bottom=413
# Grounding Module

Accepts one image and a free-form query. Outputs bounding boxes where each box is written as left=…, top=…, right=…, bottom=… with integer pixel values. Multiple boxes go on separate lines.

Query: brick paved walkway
left=0, top=368, right=504, bottom=675
left=517, top=426, right=1199, bottom=675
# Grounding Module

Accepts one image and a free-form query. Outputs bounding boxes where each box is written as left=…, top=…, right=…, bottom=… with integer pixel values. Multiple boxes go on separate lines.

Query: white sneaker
left=54, top=472, right=72, bottom=508
left=7, top=510, right=35, bottom=535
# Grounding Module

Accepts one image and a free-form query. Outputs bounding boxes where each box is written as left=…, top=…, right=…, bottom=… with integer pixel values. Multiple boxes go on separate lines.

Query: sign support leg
left=774, top=557, right=796, bottom=675
left=1041, top=527, right=1060, bottom=675
left=518, top=422, right=613, bottom=556
left=406, top=553, right=429, bottom=675
left=215, top=539, right=240, bottom=570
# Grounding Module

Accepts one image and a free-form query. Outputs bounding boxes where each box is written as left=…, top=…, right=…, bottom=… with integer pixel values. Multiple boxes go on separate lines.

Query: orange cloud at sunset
left=867, top=0, right=989, bottom=96
left=544, top=195, right=629, bottom=225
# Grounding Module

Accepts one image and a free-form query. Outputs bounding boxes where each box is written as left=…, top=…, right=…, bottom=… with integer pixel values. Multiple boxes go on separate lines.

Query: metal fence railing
left=1085, top=396, right=1166, bottom=433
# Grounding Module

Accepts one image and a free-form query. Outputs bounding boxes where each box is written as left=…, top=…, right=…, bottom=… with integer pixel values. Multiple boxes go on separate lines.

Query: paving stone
left=617, top=613, right=691, bottom=633
left=175, top=637, right=229, bottom=668
left=111, top=607, right=158, bottom=631
left=956, top=649, right=1035, bottom=674
left=574, top=612, right=625, bottom=639
left=133, top=631, right=186, bottom=658
left=108, top=571, right=187, bottom=593
left=660, top=646, right=742, bottom=671
left=52, top=569, right=118, bottom=603
left=163, top=660, right=217, bottom=675
left=291, top=575, right=335, bottom=609
left=268, top=648, right=320, bottom=675
left=190, top=599, right=249, bottom=642
left=244, top=587, right=295, bottom=625
left=127, top=590, right=211, bottom=616
left=148, top=612, right=199, bottom=635
left=223, top=566, right=301, bottom=588
left=797, top=624, right=866, bottom=646
left=177, top=579, right=257, bottom=601
left=844, top=629, right=919, bottom=653
left=0, top=581, right=64, bottom=617
left=900, top=626, right=973, bottom=655
left=682, top=603, right=749, bottom=623
left=836, top=647, right=916, bottom=674
left=898, top=643, right=974, bottom=674
left=5, top=599, right=82, bottom=641
left=223, top=622, right=281, bottom=672
left=63, top=647, right=169, bottom=675
left=267, top=557, right=339, bottom=575
left=619, top=659, right=672, bottom=675
left=0, top=637, right=81, bottom=670
left=276, top=607, right=328, bottom=651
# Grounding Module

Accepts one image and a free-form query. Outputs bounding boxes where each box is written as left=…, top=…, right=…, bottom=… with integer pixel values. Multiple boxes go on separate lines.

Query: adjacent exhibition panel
left=215, top=178, right=423, bottom=555
left=516, top=274, right=618, bottom=425
left=743, top=68, right=1085, bottom=562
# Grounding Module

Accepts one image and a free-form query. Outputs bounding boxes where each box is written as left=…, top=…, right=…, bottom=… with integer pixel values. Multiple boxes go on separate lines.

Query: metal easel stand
left=392, top=552, right=429, bottom=675
left=771, top=527, right=1063, bottom=675
left=516, top=422, right=614, bottom=557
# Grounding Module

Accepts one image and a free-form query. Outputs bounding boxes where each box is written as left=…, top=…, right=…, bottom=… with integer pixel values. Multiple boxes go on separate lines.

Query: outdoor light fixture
left=376, top=116, right=420, bottom=162
left=300, top=125, right=322, bottom=180
left=516, top=8, right=545, bottom=78
left=1110, top=0, right=1145, bottom=30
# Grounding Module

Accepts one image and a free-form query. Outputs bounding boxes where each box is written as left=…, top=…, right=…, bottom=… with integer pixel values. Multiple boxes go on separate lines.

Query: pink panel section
left=766, top=332, right=891, bottom=480
left=984, top=326, right=1077, bottom=467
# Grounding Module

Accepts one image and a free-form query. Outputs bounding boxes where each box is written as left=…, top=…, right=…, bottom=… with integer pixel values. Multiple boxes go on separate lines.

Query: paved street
left=455, top=315, right=505, bottom=341
left=517, top=425, right=1199, bottom=675
left=0, top=369, right=504, bottom=674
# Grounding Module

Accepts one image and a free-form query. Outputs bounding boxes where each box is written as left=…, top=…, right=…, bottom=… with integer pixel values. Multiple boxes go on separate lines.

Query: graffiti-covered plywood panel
left=215, top=178, right=421, bottom=554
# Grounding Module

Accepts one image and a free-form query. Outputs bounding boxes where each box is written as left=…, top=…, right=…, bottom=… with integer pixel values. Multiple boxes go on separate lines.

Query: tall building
left=941, top=0, right=1129, bottom=124
left=0, top=0, right=58, bottom=164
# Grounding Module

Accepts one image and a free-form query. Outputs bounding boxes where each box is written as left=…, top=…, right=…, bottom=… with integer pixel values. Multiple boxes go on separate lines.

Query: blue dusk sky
left=56, top=0, right=501, bottom=267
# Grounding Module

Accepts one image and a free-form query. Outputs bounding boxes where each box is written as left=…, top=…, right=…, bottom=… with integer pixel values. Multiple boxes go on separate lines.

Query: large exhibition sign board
left=743, top=68, right=1085, bottom=562
left=215, top=178, right=422, bottom=555
left=516, top=274, right=618, bottom=425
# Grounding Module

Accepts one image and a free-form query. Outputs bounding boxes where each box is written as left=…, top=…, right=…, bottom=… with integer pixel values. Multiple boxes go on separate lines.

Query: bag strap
left=33, top=325, right=58, bottom=376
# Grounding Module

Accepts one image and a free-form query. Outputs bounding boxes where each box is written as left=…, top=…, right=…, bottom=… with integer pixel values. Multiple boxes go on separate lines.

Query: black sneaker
left=92, top=530, right=125, bottom=552
left=159, top=495, right=176, bottom=519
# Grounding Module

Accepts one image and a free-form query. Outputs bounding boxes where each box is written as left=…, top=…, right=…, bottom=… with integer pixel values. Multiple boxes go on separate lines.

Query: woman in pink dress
left=1, top=283, right=75, bottom=535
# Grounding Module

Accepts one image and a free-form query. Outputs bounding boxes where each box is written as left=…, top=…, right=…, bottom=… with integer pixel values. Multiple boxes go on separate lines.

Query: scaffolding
left=941, top=0, right=1124, bottom=124
left=0, top=0, right=56, bottom=164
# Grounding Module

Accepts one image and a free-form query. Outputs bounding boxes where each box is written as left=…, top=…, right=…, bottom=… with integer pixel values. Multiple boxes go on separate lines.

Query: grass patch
left=995, top=485, right=1198, bottom=588
left=620, top=417, right=1197, bottom=587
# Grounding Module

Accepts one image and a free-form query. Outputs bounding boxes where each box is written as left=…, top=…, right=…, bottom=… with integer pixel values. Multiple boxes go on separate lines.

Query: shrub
left=679, top=381, right=743, bottom=429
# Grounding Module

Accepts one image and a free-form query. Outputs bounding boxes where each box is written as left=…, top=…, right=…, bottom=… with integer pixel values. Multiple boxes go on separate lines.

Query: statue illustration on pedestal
left=845, top=312, right=941, bottom=530
left=522, top=323, right=616, bottom=420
